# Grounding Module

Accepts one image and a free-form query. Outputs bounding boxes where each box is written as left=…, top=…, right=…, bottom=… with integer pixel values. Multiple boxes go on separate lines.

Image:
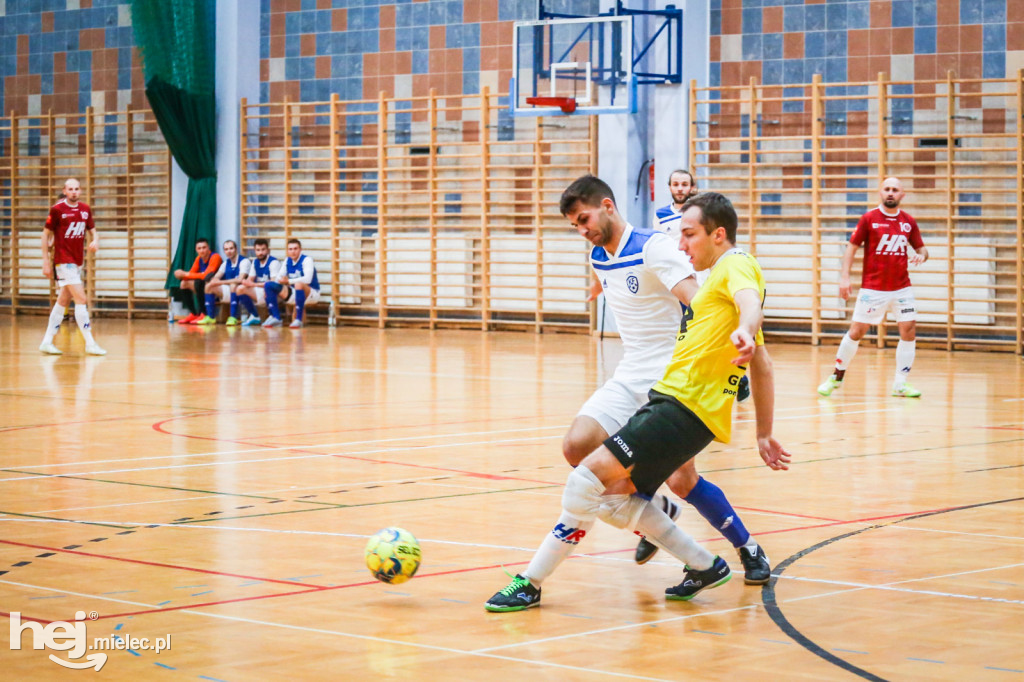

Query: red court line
left=0, top=539, right=324, bottom=589
left=732, top=506, right=843, bottom=522
left=150, top=415, right=559, bottom=486
left=980, top=426, right=1024, bottom=431
left=0, top=410, right=214, bottom=434
left=1, top=500, right=981, bottom=624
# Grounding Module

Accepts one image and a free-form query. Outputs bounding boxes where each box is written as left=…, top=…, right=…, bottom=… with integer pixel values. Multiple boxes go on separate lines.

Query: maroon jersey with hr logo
left=849, top=207, right=924, bottom=291
left=46, top=199, right=95, bottom=266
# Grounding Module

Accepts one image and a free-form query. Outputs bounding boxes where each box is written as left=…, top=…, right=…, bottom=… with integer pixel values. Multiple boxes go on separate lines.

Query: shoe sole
left=743, top=574, right=771, bottom=585
left=484, top=601, right=539, bottom=613
left=665, top=572, right=732, bottom=601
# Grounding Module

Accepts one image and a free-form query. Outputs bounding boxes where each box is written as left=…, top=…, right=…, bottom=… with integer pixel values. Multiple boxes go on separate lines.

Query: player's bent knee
left=596, top=494, right=648, bottom=531
left=561, top=466, right=604, bottom=520
left=666, top=463, right=699, bottom=498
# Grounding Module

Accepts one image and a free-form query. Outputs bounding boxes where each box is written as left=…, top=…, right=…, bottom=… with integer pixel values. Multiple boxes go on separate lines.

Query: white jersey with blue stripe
left=652, top=203, right=683, bottom=241
left=592, top=224, right=695, bottom=387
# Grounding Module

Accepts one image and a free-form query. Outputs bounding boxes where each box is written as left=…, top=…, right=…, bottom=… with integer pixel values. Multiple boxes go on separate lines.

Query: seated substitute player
left=205, top=239, right=252, bottom=325
left=38, top=178, right=106, bottom=355
left=650, top=168, right=749, bottom=404
left=561, top=175, right=771, bottom=580
left=263, top=238, right=320, bottom=328
left=486, top=192, right=791, bottom=612
left=236, top=238, right=280, bottom=326
left=173, top=238, right=222, bottom=325
left=817, top=177, right=929, bottom=398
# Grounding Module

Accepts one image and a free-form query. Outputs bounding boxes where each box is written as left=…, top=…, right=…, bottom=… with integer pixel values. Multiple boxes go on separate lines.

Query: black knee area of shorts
left=603, top=391, right=715, bottom=497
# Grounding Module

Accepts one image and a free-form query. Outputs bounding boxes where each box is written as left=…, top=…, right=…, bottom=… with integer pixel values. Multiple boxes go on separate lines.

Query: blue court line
left=985, top=667, right=1024, bottom=674
left=761, top=638, right=792, bottom=645
left=907, top=657, right=944, bottom=664
left=192, top=590, right=213, bottom=596
left=692, top=629, right=726, bottom=636
left=237, top=581, right=262, bottom=587
left=440, top=598, right=469, bottom=604
left=154, top=662, right=176, bottom=670
left=102, top=590, right=138, bottom=595
left=175, top=584, right=207, bottom=589
left=199, top=676, right=230, bottom=682
left=559, top=613, right=593, bottom=620
left=28, top=595, right=65, bottom=599
left=832, top=648, right=869, bottom=655
left=383, top=590, right=411, bottom=596
left=157, top=600, right=171, bottom=606
left=285, top=574, right=323, bottom=581
left=127, top=649, right=141, bottom=657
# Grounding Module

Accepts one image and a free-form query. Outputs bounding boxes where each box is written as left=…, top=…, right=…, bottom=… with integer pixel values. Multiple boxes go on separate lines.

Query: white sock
left=42, top=304, right=66, bottom=344
left=743, top=536, right=759, bottom=552
left=835, top=333, right=860, bottom=374
left=523, top=511, right=594, bottom=586
left=74, top=304, right=96, bottom=345
left=634, top=499, right=714, bottom=570
left=894, top=339, right=915, bottom=384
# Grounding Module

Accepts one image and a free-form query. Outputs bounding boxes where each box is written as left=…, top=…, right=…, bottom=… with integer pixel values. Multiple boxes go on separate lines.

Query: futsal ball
left=365, top=527, right=421, bottom=584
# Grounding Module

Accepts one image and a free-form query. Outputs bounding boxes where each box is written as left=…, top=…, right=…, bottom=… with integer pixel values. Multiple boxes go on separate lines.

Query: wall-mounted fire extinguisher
left=649, top=160, right=655, bottom=201
left=635, top=159, right=656, bottom=202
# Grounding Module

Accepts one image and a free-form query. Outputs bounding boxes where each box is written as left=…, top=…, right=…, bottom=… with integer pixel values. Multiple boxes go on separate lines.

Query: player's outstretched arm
left=41, top=228, right=53, bottom=278
left=838, top=242, right=858, bottom=300
left=728, top=288, right=764, bottom=365
left=748, top=345, right=791, bottom=471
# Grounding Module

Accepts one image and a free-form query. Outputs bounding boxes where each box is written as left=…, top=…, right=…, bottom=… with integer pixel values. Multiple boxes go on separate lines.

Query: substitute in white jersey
left=558, top=175, right=771, bottom=579
left=651, top=169, right=698, bottom=242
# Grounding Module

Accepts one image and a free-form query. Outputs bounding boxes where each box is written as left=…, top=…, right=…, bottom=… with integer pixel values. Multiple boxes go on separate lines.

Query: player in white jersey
left=561, top=175, right=771, bottom=582
left=237, top=238, right=280, bottom=326
left=651, top=168, right=698, bottom=241
left=206, top=240, right=253, bottom=325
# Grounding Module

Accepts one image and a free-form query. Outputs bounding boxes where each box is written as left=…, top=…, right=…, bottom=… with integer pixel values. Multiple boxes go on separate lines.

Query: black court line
left=762, top=495, right=1024, bottom=681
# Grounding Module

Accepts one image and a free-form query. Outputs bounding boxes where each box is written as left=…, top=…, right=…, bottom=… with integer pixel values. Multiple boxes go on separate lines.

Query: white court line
left=891, top=524, right=1024, bottom=543
left=3, top=424, right=570, bottom=472
left=475, top=560, right=1024, bottom=653
left=0, top=577, right=673, bottom=681
left=1, top=405, right=901, bottom=484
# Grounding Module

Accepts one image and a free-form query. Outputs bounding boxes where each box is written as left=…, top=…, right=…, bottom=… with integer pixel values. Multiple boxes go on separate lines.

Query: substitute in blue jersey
left=205, top=240, right=253, bottom=325
left=651, top=169, right=698, bottom=242
left=263, top=238, right=320, bottom=328
left=236, top=238, right=280, bottom=326
left=559, top=175, right=772, bottom=580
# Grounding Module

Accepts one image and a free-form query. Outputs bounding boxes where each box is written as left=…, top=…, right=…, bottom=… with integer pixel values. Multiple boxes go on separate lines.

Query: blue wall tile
left=763, top=59, right=783, bottom=84
left=914, top=26, right=936, bottom=53
left=983, top=51, right=1005, bottom=78
left=847, top=2, right=869, bottom=29
left=892, top=0, right=914, bottom=27
left=804, top=4, right=825, bottom=31
left=983, top=23, right=1006, bottom=51
left=914, top=0, right=937, bottom=25
left=961, top=1, right=983, bottom=24
left=826, top=3, right=846, bottom=30
left=710, top=9, right=722, bottom=35
left=742, top=34, right=762, bottom=60
left=783, top=5, right=803, bottom=32
left=982, top=0, right=1006, bottom=24
left=826, top=31, right=847, bottom=57
left=763, top=33, right=783, bottom=60
left=742, top=7, right=761, bottom=33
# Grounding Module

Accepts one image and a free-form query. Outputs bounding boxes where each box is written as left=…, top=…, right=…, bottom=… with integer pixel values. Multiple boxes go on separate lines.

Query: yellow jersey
left=653, top=249, right=765, bottom=443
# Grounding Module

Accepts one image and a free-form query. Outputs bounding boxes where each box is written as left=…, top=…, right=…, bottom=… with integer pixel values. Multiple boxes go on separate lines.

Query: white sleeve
left=213, top=261, right=226, bottom=279
left=268, top=259, right=282, bottom=280
left=290, top=256, right=315, bottom=285
left=239, top=258, right=252, bottom=278
left=644, top=232, right=695, bottom=291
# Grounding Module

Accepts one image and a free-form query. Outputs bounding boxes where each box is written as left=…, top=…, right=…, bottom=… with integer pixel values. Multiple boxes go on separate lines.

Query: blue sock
left=204, top=294, right=216, bottom=318
left=229, top=293, right=239, bottom=318
left=241, top=293, right=257, bottom=317
left=684, top=476, right=750, bottom=548
left=294, top=289, right=306, bottom=321
left=264, top=282, right=282, bottom=319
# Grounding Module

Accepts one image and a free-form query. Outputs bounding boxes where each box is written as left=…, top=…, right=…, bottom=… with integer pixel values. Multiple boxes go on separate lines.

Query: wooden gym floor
left=1, top=316, right=1022, bottom=680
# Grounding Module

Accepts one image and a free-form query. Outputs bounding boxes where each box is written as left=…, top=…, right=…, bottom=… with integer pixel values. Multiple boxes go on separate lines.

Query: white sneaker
left=85, top=344, right=107, bottom=356
left=289, top=318, right=303, bottom=329
left=39, top=342, right=62, bottom=355
left=262, top=316, right=282, bottom=328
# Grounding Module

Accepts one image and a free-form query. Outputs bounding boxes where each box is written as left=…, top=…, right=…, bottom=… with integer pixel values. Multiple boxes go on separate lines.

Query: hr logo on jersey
left=626, top=274, right=639, bottom=294
left=875, top=233, right=908, bottom=256
left=64, top=221, right=86, bottom=238
left=552, top=523, right=587, bottom=545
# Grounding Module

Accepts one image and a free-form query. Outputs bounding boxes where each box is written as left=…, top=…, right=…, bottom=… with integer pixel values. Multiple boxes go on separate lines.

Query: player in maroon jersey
left=818, top=177, right=928, bottom=398
left=39, top=178, right=106, bottom=355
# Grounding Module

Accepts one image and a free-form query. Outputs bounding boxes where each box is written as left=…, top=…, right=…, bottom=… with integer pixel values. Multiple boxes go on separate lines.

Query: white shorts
left=284, top=286, right=321, bottom=306
left=577, top=376, right=651, bottom=437
left=852, top=287, right=916, bottom=324
left=55, top=263, right=83, bottom=288
left=217, top=284, right=232, bottom=299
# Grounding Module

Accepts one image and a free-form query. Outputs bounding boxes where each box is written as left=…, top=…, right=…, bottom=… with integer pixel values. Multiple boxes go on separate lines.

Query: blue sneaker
left=242, top=316, right=262, bottom=327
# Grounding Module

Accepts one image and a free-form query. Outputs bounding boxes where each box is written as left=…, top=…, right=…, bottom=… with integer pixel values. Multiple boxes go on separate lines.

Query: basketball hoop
left=525, top=96, right=577, bottom=114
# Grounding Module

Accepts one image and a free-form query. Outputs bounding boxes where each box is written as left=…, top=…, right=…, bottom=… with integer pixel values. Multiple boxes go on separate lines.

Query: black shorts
left=603, top=390, right=715, bottom=497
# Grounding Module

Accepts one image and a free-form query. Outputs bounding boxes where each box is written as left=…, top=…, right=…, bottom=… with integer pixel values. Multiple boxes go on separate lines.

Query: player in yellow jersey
left=486, top=192, right=791, bottom=612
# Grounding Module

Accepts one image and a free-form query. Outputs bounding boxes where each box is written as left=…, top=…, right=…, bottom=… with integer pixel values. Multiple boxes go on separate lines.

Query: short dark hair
left=681, top=192, right=738, bottom=243
left=287, top=238, right=301, bottom=247
left=668, top=169, right=694, bottom=186
left=559, top=175, right=616, bottom=216
left=253, top=238, right=269, bottom=248
left=223, top=239, right=237, bottom=249
left=195, top=238, right=210, bottom=247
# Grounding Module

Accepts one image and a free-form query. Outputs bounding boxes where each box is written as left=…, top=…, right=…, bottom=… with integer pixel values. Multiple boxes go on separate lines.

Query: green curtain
left=129, top=0, right=217, bottom=289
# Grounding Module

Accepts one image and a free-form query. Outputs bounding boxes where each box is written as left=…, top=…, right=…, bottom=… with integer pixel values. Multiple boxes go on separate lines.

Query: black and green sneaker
left=665, top=556, right=732, bottom=601
left=485, top=573, right=541, bottom=612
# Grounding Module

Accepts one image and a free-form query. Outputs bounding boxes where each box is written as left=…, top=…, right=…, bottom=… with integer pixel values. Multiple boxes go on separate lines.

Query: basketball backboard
left=511, top=15, right=637, bottom=117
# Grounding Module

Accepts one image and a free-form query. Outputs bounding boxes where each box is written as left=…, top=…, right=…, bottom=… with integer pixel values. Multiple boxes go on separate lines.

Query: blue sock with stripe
left=229, top=293, right=239, bottom=318
left=294, top=289, right=306, bottom=321
left=264, top=282, right=282, bottom=319
left=684, top=476, right=750, bottom=548
left=204, top=294, right=217, bottom=318
left=241, top=293, right=257, bottom=317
